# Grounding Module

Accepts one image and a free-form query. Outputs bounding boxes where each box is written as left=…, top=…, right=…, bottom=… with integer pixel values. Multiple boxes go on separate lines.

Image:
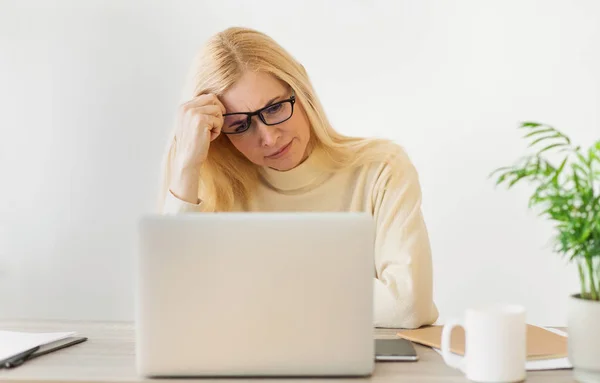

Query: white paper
left=433, top=327, right=572, bottom=371
left=0, top=331, right=76, bottom=361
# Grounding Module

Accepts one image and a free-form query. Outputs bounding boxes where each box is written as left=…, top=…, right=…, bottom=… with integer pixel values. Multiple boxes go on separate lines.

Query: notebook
left=0, top=331, right=87, bottom=368
left=396, top=324, right=567, bottom=360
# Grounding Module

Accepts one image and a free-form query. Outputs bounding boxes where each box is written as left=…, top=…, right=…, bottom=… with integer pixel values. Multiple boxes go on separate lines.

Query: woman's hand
left=174, top=93, right=226, bottom=171
left=169, top=94, right=226, bottom=204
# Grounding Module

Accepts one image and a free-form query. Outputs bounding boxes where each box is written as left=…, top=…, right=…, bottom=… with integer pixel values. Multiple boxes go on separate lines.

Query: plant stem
left=578, top=260, right=587, bottom=298
left=596, top=258, right=600, bottom=301
left=586, top=256, right=599, bottom=300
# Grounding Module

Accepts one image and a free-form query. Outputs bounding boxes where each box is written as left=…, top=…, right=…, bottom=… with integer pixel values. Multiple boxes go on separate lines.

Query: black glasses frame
left=221, top=91, right=296, bottom=135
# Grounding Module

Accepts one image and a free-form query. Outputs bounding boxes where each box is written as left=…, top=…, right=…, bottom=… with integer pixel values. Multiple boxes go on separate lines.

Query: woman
left=160, top=27, right=438, bottom=329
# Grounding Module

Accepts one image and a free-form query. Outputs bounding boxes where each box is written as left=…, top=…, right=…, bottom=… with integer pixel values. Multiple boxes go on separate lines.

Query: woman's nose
left=256, top=121, right=280, bottom=147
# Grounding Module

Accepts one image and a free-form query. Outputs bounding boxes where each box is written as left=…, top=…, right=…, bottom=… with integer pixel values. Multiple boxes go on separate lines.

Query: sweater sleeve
left=371, top=151, right=439, bottom=328
left=162, top=190, right=205, bottom=214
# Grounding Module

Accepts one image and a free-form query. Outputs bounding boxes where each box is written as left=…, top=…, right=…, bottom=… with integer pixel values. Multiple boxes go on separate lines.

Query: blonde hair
left=160, top=27, right=403, bottom=212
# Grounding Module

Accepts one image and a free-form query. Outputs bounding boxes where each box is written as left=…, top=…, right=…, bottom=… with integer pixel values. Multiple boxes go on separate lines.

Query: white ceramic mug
left=441, top=304, right=526, bottom=383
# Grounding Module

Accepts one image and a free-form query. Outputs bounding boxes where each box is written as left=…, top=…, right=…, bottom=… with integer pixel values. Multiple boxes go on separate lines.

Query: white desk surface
left=0, top=320, right=573, bottom=383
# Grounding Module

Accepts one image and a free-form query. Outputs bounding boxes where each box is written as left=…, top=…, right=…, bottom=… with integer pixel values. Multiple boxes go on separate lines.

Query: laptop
left=135, top=212, right=375, bottom=377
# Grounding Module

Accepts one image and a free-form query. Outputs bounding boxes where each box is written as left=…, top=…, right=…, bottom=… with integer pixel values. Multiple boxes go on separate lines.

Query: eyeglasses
left=221, top=91, right=296, bottom=135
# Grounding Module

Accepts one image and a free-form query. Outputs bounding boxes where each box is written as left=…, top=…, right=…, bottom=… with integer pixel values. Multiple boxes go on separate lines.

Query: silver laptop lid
left=136, top=212, right=374, bottom=377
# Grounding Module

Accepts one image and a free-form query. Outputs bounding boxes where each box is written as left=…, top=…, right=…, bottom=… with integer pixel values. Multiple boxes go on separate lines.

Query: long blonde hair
left=160, top=27, right=402, bottom=212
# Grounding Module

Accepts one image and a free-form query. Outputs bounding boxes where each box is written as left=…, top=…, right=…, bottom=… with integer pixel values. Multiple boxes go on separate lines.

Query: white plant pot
left=568, top=294, right=600, bottom=383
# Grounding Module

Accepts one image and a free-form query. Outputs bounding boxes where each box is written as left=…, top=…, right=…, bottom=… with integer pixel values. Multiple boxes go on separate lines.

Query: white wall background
left=1, top=0, right=599, bottom=325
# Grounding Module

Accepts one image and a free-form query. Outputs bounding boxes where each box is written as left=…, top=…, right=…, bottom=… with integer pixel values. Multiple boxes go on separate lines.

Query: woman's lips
left=266, top=140, right=293, bottom=159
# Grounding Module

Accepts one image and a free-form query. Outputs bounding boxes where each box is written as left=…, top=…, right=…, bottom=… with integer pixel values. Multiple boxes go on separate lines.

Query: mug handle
left=441, top=319, right=466, bottom=370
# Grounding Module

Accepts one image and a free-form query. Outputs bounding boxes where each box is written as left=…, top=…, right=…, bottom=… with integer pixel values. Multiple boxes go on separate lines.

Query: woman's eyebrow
left=225, top=93, right=287, bottom=115
left=261, top=93, right=285, bottom=109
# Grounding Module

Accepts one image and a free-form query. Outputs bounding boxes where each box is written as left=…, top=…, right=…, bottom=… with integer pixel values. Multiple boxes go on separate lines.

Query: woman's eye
left=265, top=103, right=283, bottom=114
left=234, top=122, right=248, bottom=133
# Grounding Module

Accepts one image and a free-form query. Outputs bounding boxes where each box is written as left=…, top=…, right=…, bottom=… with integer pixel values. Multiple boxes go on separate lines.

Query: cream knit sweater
left=163, top=147, right=439, bottom=329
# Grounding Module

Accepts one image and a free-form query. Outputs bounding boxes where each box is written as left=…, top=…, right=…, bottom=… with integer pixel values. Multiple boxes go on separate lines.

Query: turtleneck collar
left=259, top=146, right=333, bottom=193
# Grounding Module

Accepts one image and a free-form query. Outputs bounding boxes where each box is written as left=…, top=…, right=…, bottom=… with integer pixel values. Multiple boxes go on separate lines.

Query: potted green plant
left=491, top=122, right=600, bottom=382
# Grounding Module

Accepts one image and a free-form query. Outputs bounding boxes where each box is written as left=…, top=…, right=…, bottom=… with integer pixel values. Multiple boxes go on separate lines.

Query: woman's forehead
left=221, top=71, right=288, bottom=113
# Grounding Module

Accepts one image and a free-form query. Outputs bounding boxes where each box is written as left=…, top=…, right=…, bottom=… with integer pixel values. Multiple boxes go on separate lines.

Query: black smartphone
left=375, top=338, right=419, bottom=361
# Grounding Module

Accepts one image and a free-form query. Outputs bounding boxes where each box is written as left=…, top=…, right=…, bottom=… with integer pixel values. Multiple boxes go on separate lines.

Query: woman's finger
left=188, top=104, right=223, bottom=118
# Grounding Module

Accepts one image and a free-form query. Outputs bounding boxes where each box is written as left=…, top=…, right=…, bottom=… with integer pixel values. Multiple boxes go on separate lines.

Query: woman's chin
left=266, top=159, right=298, bottom=171
left=265, top=152, right=303, bottom=171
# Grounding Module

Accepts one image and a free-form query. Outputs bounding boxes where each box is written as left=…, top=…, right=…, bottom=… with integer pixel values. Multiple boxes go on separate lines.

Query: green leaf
left=495, top=173, right=508, bottom=185
left=508, top=173, right=528, bottom=188
left=576, top=152, right=590, bottom=167
left=524, top=128, right=555, bottom=138
left=580, top=222, right=593, bottom=242
left=528, top=134, right=559, bottom=148
left=573, top=163, right=590, bottom=178
left=539, top=143, right=568, bottom=155
left=552, top=157, right=568, bottom=185
left=521, top=122, right=543, bottom=128
left=588, top=146, right=599, bottom=163
left=489, top=166, right=513, bottom=178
